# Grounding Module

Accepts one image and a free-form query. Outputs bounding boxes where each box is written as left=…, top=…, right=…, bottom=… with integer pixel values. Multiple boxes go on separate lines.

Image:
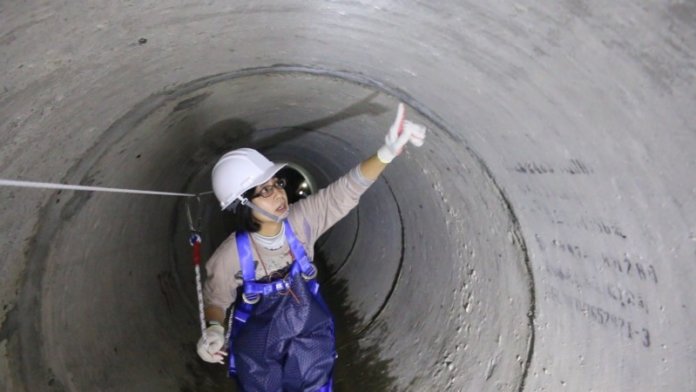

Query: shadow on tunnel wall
left=315, top=247, right=397, bottom=392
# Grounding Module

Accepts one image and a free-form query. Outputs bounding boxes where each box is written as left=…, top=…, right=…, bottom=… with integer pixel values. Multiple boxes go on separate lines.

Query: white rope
left=0, top=178, right=200, bottom=197
left=4, top=178, right=220, bottom=341
left=226, top=304, right=234, bottom=348
left=195, top=264, right=207, bottom=335
left=3, top=177, right=216, bottom=347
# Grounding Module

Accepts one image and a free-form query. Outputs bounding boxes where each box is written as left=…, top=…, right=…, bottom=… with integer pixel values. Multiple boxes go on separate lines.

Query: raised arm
left=293, top=103, right=427, bottom=241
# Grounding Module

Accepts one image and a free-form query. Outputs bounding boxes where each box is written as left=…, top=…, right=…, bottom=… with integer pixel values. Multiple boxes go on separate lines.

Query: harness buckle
left=241, top=292, right=260, bottom=304
left=275, top=279, right=291, bottom=295
left=301, top=263, right=318, bottom=281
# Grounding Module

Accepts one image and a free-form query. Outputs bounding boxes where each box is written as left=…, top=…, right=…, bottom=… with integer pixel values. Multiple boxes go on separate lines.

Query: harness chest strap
left=236, top=220, right=317, bottom=302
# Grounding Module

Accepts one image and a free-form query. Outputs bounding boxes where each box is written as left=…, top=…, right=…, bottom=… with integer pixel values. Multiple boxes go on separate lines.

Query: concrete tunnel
left=1, top=1, right=695, bottom=391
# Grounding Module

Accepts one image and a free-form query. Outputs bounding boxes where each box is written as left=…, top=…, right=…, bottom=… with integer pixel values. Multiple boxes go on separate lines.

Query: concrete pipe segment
left=0, top=1, right=694, bottom=391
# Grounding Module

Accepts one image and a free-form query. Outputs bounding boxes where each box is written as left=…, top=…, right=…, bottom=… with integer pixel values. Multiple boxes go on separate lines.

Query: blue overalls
left=228, top=220, right=335, bottom=392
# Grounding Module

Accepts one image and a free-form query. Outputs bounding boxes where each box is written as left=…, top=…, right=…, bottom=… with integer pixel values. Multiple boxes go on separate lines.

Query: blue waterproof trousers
left=228, top=222, right=335, bottom=392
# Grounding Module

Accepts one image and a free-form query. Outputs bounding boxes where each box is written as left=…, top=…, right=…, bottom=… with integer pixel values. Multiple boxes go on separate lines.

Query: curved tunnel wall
left=1, top=1, right=695, bottom=391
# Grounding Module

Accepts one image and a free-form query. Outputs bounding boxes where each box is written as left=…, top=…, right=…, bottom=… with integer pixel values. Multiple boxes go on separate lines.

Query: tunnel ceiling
left=1, top=1, right=696, bottom=392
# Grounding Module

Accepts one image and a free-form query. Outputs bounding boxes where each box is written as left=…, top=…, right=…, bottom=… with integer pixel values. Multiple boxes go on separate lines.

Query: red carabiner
left=190, top=233, right=202, bottom=266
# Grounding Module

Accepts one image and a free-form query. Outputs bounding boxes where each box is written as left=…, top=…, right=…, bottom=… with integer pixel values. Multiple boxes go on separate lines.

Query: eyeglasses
left=252, top=179, right=287, bottom=198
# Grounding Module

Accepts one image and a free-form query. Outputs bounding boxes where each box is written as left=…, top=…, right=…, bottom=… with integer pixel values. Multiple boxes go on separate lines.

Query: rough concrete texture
left=0, top=1, right=695, bottom=391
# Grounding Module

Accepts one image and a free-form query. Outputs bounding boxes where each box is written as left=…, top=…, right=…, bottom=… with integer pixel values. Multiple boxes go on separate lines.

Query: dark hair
left=226, top=188, right=261, bottom=233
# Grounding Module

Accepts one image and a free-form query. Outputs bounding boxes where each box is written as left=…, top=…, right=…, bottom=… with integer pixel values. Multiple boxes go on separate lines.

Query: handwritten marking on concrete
left=550, top=238, right=590, bottom=260
left=551, top=217, right=627, bottom=240
left=510, top=159, right=593, bottom=175
left=546, top=286, right=651, bottom=348
left=535, top=234, right=589, bottom=260
left=602, top=254, right=658, bottom=284
left=520, top=195, right=627, bottom=240
left=544, top=263, right=650, bottom=314
left=536, top=234, right=658, bottom=286
left=517, top=184, right=582, bottom=202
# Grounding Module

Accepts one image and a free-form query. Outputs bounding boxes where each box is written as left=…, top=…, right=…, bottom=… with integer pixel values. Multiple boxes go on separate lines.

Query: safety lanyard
left=185, top=198, right=207, bottom=339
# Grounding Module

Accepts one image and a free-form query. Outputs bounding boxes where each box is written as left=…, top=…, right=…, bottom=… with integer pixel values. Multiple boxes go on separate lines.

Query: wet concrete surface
left=1, top=1, right=695, bottom=391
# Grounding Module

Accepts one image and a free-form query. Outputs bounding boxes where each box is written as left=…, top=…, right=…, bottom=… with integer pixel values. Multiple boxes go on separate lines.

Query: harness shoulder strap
left=235, top=231, right=263, bottom=304
left=234, top=231, right=256, bottom=283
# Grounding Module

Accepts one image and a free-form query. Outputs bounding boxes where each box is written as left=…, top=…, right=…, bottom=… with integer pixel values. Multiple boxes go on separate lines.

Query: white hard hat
left=212, top=148, right=286, bottom=210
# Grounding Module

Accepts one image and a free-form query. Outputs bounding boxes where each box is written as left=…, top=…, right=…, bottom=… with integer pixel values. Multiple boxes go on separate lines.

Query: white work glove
left=407, top=119, right=427, bottom=147
left=196, top=323, right=227, bottom=364
left=377, top=103, right=427, bottom=163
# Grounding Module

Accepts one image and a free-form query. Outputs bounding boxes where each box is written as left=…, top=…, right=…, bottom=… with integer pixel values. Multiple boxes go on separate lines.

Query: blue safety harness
left=228, top=220, right=335, bottom=392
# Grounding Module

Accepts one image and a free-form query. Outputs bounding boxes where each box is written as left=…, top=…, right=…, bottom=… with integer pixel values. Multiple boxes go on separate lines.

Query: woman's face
left=250, top=177, right=289, bottom=223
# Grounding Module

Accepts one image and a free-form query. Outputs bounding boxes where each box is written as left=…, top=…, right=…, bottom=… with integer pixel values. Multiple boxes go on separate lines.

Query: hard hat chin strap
left=240, top=197, right=288, bottom=223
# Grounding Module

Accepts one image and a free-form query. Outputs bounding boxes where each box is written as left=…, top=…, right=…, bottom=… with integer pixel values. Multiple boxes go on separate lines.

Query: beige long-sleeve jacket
left=203, top=165, right=374, bottom=311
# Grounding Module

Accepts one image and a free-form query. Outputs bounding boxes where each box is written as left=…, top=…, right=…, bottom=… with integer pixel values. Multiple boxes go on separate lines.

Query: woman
left=196, top=103, right=426, bottom=391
